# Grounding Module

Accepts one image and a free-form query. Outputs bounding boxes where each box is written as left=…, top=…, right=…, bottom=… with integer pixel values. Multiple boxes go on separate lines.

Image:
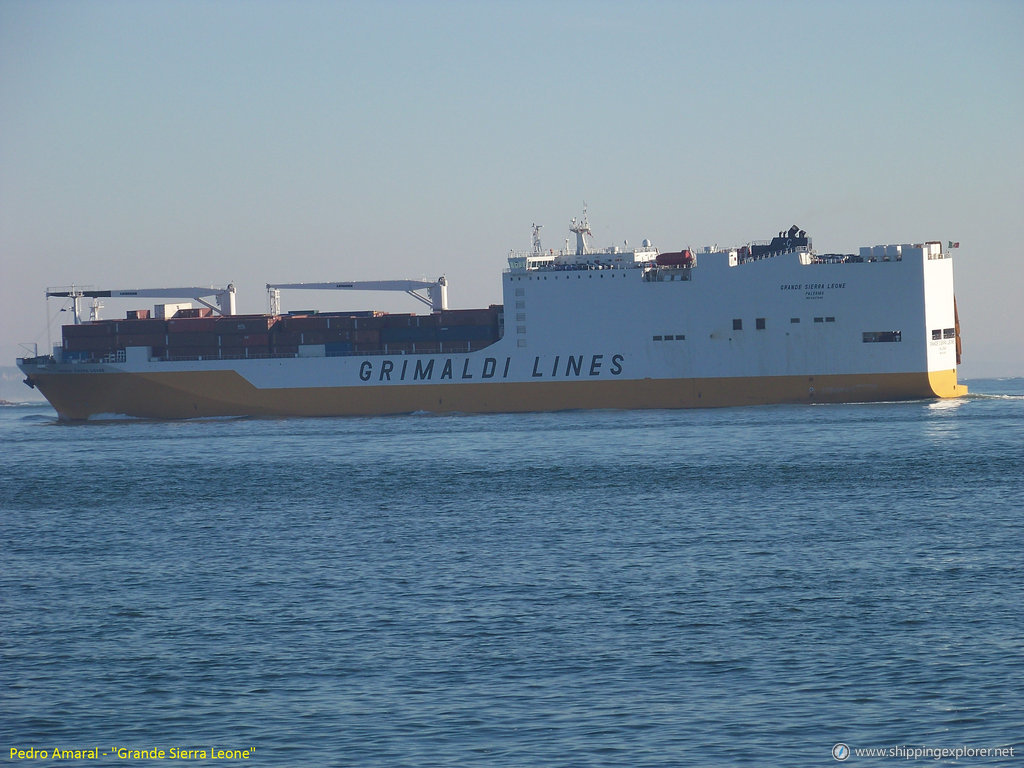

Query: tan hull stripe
left=30, top=369, right=967, bottom=420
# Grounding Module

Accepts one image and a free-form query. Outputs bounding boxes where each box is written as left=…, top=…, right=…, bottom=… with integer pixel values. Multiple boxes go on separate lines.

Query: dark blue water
left=2, top=380, right=1022, bottom=766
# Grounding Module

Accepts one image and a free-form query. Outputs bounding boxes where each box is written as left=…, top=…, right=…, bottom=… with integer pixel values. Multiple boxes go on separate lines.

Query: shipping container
left=214, top=315, right=278, bottom=334
left=270, top=330, right=305, bottom=345
left=62, top=322, right=115, bottom=338
left=115, top=334, right=167, bottom=347
left=115, top=319, right=169, bottom=334
left=324, top=341, right=353, bottom=355
left=382, top=313, right=421, bottom=328
left=167, top=317, right=219, bottom=333
left=173, top=307, right=213, bottom=318
left=155, top=303, right=193, bottom=319
left=165, top=332, right=216, bottom=347
left=380, top=326, right=439, bottom=343
left=241, top=333, right=270, bottom=347
left=126, top=309, right=151, bottom=320
left=296, top=329, right=353, bottom=345
left=352, top=329, right=381, bottom=344
left=439, top=308, right=499, bottom=326
left=64, top=336, right=119, bottom=352
left=279, top=315, right=334, bottom=331
left=437, top=324, right=498, bottom=341
left=352, top=315, right=388, bottom=330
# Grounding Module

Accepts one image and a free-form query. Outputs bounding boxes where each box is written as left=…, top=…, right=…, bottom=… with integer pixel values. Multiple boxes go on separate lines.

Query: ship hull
left=24, top=366, right=966, bottom=420
left=18, top=232, right=968, bottom=420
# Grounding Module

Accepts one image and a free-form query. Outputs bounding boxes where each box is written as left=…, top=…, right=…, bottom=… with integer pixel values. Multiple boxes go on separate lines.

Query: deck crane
left=45, top=285, right=237, bottom=324
left=266, top=277, right=448, bottom=316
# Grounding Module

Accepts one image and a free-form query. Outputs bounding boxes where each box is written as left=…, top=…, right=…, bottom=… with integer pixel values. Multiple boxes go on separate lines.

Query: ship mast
left=569, top=203, right=592, bottom=256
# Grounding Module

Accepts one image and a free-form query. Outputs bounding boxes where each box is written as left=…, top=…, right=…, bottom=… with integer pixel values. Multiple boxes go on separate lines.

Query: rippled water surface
left=2, top=380, right=1022, bottom=766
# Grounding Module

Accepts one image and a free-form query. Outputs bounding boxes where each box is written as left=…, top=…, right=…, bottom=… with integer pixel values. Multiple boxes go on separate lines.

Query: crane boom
left=46, top=285, right=236, bottom=323
left=266, top=277, right=448, bottom=315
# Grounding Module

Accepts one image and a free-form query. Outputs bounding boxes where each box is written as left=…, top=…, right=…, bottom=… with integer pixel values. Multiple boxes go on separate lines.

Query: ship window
left=517, top=339, right=527, bottom=348
left=863, top=331, right=902, bottom=343
left=675, top=334, right=686, bottom=340
left=516, top=313, right=526, bottom=321
left=790, top=317, right=800, bottom=324
left=515, top=301, right=525, bottom=309
left=932, top=329, right=942, bottom=340
left=756, top=318, right=766, bottom=330
left=515, top=288, right=525, bottom=297
left=516, top=325, right=526, bottom=334
left=825, top=317, right=835, bottom=323
left=652, top=335, right=663, bottom=341
left=814, top=317, right=824, bottom=323
left=732, top=319, right=743, bottom=331
left=943, top=328, right=955, bottom=339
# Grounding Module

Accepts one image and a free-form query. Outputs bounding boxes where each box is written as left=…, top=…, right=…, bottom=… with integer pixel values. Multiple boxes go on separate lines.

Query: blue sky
left=1, top=0, right=1022, bottom=378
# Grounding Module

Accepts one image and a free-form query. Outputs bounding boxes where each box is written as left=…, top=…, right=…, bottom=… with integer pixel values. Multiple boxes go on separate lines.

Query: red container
left=116, top=333, right=166, bottom=347
left=126, top=309, right=151, bottom=320
left=352, top=315, right=387, bottom=330
left=64, top=336, right=118, bottom=352
left=214, top=315, right=277, bottom=334
left=352, top=329, right=380, bottom=344
left=382, top=313, right=418, bottom=328
left=270, top=330, right=304, bottom=345
left=242, top=333, right=270, bottom=347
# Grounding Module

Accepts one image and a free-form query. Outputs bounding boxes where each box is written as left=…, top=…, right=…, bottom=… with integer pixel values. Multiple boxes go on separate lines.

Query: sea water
left=2, top=380, right=1022, bottom=766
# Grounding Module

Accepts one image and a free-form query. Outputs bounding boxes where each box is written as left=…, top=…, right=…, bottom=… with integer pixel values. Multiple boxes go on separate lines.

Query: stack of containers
left=214, top=315, right=278, bottom=358
left=62, top=322, right=117, bottom=361
left=379, top=313, right=441, bottom=354
left=165, top=314, right=220, bottom=359
left=112, top=316, right=168, bottom=351
left=436, top=308, right=501, bottom=353
left=270, top=311, right=385, bottom=356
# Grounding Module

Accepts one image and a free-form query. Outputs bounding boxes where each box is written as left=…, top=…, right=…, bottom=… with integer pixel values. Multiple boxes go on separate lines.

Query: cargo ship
left=17, top=213, right=966, bottom=420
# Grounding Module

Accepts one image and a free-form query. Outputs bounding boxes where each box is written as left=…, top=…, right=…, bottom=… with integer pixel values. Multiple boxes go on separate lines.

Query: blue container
left=324, top=341, right=353, bottom=355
